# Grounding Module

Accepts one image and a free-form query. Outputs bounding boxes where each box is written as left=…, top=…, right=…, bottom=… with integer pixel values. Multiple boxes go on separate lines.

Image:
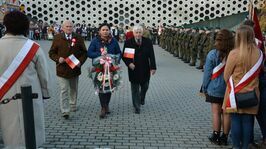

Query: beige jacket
left=222, top=48, right=261, bottom=114
left=0, top=34, right=50, bottom=147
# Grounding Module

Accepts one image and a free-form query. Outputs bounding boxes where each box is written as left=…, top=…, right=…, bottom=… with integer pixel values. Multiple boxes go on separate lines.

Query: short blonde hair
left=133, top=25, right=143, bottom=33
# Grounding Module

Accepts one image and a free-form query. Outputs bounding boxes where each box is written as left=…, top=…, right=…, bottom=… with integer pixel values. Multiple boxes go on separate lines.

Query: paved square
left=0, top=40, right=261, bottom=148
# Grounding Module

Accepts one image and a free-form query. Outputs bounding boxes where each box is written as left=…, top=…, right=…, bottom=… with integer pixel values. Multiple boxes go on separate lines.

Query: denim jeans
left=257, top=73, right=266, bottom=140
left=231, top=113, right=254, bottom=149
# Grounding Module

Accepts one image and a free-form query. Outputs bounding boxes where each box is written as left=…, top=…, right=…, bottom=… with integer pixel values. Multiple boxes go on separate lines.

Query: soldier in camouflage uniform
left=189, top=28, right=201, bottom=66
left=184, top=28, right=193, bottom=63
left=170, top=28, right=178, bottom=55
left=209, top=28, right=216, bottom=52
left=178, top=28, right=185, bottom=59
left=200, top=28, right=220, bottom=70
left=202, top=29, right=213, bottom=68
left=196, top=28, right=208, bottom=69
left=173, top=28, right=181, bottom=57
left=169, top=27, right=175, bottom=54
left=181, top=28, right=188, bottom=62
left=180, top=28, right=187, bottom=61
left=165, top=27, right=171, bottom=52
left=186, top=28, right=194, bottom=64
left=159, top=27, right=166, bottom=49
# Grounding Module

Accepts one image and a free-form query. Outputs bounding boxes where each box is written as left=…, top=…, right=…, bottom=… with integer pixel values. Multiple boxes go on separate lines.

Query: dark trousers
left=99, top=93, right=111, bottom=108
left=257, top=74, right=266, bottom=140
left=157, top=35, right=160, bottom=45
left=130, top=81, right=149, bottom=110
left=251, top=74, right=266, bottom=143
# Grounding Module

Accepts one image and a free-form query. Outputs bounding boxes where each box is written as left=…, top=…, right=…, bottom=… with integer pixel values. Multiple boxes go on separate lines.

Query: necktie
left=137, top=39, right=141, bottom=45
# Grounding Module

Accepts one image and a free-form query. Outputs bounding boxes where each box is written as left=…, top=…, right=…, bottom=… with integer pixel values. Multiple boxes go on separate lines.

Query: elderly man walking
left=122, top=24, right=157, bottom=114
left=49, top=20, right=87, bottom=119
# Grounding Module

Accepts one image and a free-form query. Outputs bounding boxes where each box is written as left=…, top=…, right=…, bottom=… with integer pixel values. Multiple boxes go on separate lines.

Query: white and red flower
left=88, top=54, right=121, bottom=94
left=71, top=38, right=76, bottom=47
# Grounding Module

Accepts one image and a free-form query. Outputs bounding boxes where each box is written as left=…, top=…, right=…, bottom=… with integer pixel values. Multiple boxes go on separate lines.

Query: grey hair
left=133, top=25, right=143, bottom=33
left=62, top=20, right=73, bottom=27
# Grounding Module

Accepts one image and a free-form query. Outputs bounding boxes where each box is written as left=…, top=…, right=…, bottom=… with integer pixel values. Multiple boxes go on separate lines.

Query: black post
left=21, top=85, right=36, bottom=149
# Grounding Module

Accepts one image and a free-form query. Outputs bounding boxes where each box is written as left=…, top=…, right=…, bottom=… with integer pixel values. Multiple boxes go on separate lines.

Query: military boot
left=189, top=62, right=196, bottom=66
left=196, top=65, right=204, bottom=69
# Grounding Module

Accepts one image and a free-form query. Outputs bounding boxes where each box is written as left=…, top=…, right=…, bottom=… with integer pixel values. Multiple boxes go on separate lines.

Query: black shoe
left=219, top=133, right=228, bottom=146
left=196, top=66, right=204, bottom=69
left=208, top=131, right=220, bottom=145
left=135, top=108, right=140, bottom=114
left=141, top=98, right=145, bottom=105
left=189, top=63, right=196, bottom=66
left=184, top=60, right=190, bottom=63
left=62, top=113, right=69, bottom=120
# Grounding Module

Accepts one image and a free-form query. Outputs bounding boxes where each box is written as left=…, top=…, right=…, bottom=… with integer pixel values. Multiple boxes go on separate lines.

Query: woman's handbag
left=235, top=90, right=258, bottom=108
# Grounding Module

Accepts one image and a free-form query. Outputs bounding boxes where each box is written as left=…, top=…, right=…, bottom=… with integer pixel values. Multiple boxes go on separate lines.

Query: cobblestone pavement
left=0, top=40, right=261, bottom=149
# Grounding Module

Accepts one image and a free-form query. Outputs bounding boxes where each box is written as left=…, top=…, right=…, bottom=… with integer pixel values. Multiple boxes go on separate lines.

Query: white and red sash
left=226, top=50, right=263, bottom=110
left=211, top=62, right=225, bottom=80
left=0, top=39, right=39, bottom=101
left=65, top=54, right=80, bottom=69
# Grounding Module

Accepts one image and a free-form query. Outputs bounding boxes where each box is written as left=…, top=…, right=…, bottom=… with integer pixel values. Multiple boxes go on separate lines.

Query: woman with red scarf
left=87, top=23, right=121, bottom=119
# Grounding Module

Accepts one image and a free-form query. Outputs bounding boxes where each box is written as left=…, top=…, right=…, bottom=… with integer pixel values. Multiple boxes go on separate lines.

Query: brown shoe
left=99, top=108, right=106, bottom=119
left=105, top=106, right=110, bottom=114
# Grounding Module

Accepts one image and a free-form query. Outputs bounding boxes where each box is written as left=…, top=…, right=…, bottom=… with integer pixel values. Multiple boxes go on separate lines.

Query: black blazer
left=122, top=37, right=156, bottom=84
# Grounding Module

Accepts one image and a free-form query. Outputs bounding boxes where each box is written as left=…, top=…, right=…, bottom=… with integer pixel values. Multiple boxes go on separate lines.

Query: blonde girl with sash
left=202, top=29, right=234, bottom=145
left=222, top=25, right=262, bottom=149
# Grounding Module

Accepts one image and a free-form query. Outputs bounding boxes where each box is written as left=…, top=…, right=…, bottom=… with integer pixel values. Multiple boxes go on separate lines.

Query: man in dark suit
left=122, top=25, right=157, bottom=114
left=49, top=20, right=87, bottom=119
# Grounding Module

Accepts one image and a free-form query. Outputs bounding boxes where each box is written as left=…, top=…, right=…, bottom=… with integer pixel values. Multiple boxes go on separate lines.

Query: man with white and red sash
left=49, top=20, right=87, bottom=119
left=0, top=11, right=50, bottom=148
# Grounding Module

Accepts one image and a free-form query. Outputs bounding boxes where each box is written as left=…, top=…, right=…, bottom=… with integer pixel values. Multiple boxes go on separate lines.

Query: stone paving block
left=144, top=147, right=158, bottom=149
left=122, top=142, right=137, bottom=146
left=129, top=146, right=144, bottom=149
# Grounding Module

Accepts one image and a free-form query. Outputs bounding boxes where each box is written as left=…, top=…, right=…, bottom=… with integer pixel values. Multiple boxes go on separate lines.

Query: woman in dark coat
left=87, top=23, right=121, bottom=118
left=122, top=24, right=157, bottom=114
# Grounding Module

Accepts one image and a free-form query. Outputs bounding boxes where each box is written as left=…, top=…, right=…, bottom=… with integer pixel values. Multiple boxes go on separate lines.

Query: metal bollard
left=20, top=85, right=38, bottom=149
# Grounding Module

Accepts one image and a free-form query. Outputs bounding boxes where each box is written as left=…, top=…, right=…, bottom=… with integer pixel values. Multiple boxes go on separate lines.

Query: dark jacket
left=122, top=37, right=157, bottom=84
left=49, top=33, right=87, bottom=78
left=87, top=36, right=121, bottom=59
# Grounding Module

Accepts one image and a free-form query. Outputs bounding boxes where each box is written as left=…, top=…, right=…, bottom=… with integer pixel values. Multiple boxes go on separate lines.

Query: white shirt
left=65, top=33, right=72, bottom=40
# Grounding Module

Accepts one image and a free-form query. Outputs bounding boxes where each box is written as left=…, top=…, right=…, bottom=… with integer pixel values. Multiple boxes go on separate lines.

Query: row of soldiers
left=159, top=27, right=220, bottom=69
